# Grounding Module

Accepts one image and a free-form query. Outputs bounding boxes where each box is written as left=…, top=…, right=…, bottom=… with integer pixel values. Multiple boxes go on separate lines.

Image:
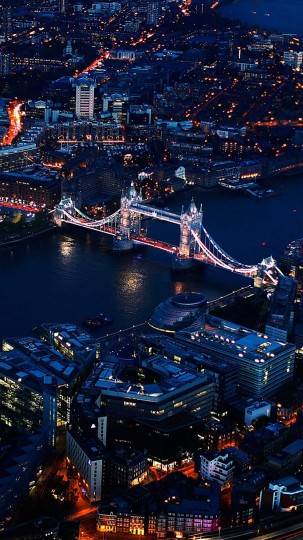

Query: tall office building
left=0, top=52, right=11, bottom=76
left=66, top=428, right=105, bottom=502
left=283, top=50, right=303, bottom=69
left=146, top=0, right=161, bottom=26
left=0, top=2, right=12, bottom=43
left=179, top=315, right=296, bottom=398
left=102, top=93, right=129, bottom=123
left=74, top=76, right=96, bottom=120
left=59, top=0, right=67, bottom=13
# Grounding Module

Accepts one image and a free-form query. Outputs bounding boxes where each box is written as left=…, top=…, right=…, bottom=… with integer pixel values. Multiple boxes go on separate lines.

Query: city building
left=0, top=431, right=48, bottom=527
left=265, top=276, right=297, bottom=343
left=244, top=400, right=272, bottom=426
left=146, top=0, right=162, bottom=26
left=1, top=330, right=96, bottom=442
left=0, top=518, right=59, bottom=540
left=200, top=452, right=234, bottom=486
left=66, top=428, right=105, bottom=502
left=179, top=315, right=296, bottom=398
left=140, top=331, right=238, bottom=410
left=267, top=476, right=303, bottom=511
left=42, top=120, right=123, bottom=145
left=74, top=77, right=96, bottom=120
left=0, top=52, right=10, bottom=76
left=241, top=423, right=288, bottom=463
left=0, top=2, right=12, bottom=43
left=98, top=473, right=220, bottom=535
left=106, top=447, right=148, bottom=489
left=198, top=417, right=239, bottom=452
left=0, top=169, right=60, bottom=209
left=73, top=333, right=217, bottom=469
left=127, top=105, right=152, bottom=125
left=0, top=144, right=38, bottom=173
left=37, top=322, right=97, bottom=366
left=283, top=50, right=303, bottom=69
left=148, top=292, right=207, bottom=333
left=86, top=351, right=216, bottom=423
left=282, top=238, right=303, bottom=293
left=61, top=150, right=126, bottom=204
left=58, top=0, right=67, bottom=14
left=102, top=93, right=129, bottom=123
left=266, top=439, right=303, bottom=473
left=115, top=49, right=136, bottom=61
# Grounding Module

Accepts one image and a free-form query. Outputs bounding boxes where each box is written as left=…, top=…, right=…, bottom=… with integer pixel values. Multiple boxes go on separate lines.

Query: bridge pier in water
left=113, top=182, right=142, bottom=252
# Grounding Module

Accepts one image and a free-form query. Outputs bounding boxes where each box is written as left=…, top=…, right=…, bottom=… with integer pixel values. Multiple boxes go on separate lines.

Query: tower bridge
left=54, top=183, right=282, bottom=286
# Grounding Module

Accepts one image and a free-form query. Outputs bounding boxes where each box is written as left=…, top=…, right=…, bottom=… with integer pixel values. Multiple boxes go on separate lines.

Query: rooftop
left=2, top=332, right=92, bottom=388
left=83, top=351, right=210, bottom=403
left=181, top=315, right=294, bottom=364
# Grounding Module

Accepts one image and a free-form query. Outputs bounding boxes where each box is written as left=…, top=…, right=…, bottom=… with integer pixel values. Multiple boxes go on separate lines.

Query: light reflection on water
left=1, top=176, right=303, bottom=339
left=59, top=238, right=75, bottom=259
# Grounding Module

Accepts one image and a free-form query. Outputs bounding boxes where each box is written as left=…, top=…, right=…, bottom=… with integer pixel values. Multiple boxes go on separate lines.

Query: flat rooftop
left=181, top=315, right=294, bottom=363
left=1, top=334, right=91, bottom=388
left=83, top=352, right=209, bottom=402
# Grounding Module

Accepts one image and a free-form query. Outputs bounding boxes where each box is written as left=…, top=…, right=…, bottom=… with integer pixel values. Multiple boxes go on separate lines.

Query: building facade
left=75, top=77, right=96, bottom=120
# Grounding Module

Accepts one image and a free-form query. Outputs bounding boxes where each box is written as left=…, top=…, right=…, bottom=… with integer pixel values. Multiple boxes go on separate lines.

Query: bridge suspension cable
left=201, top=224, right=254, bottom=269
left=191, top=229, right=258, bottom=276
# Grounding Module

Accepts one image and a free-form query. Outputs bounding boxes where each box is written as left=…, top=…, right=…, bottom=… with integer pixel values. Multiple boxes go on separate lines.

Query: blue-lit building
left=0, top=329, right=96, bottom=445
left=148, top=292, right=207, bottom=333
left=83, top=351, right=216, bottom=422
left=37, top=322, right=97, bottom=367
left=73, top=345, right=217, bottom=469
left=140, top=332, right=238, bottom=409
left=265, top=276, right=297, bottom=343
left=0, top=430, right=48, bottom=527
left=179, top=315, right=296, bottom=398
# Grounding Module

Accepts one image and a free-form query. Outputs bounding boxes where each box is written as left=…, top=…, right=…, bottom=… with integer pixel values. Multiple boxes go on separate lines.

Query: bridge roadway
left=133, top=235, right=178, bottom=254
left=61, top=214, right=179, bottom=254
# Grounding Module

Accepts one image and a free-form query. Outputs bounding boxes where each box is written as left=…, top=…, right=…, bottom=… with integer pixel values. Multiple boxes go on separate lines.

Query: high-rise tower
left=0, top=2, right=12, bottom=42
left=59, top=0, right=67, bottom=14
left=74, top=76, right=96, bottom=120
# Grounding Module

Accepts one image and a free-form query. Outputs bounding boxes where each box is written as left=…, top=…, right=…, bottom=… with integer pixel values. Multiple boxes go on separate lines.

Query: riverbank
left=0, top=225, right=56, bottom=249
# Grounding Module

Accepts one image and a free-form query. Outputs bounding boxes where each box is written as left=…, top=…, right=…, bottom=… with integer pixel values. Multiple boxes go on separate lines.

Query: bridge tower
left=53, top=197, right=75, bottom=227
left=254, top=256, right=279, bottom=288
left=114, top=182, right=142, bottom=251
left=179, top=198, right=203, bottom=257
left=174, top=198, right=202, bottom=269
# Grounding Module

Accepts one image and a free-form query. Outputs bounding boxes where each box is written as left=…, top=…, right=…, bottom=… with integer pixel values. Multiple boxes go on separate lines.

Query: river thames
left=219, top=0, right=303, bottom=35
left=1, top=174, right=303, bottom=339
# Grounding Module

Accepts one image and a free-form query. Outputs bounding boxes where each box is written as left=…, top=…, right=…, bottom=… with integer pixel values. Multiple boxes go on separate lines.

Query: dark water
left=1, top=175, right=303, bottom=339
left=220, top=0, right=303, bottom=35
